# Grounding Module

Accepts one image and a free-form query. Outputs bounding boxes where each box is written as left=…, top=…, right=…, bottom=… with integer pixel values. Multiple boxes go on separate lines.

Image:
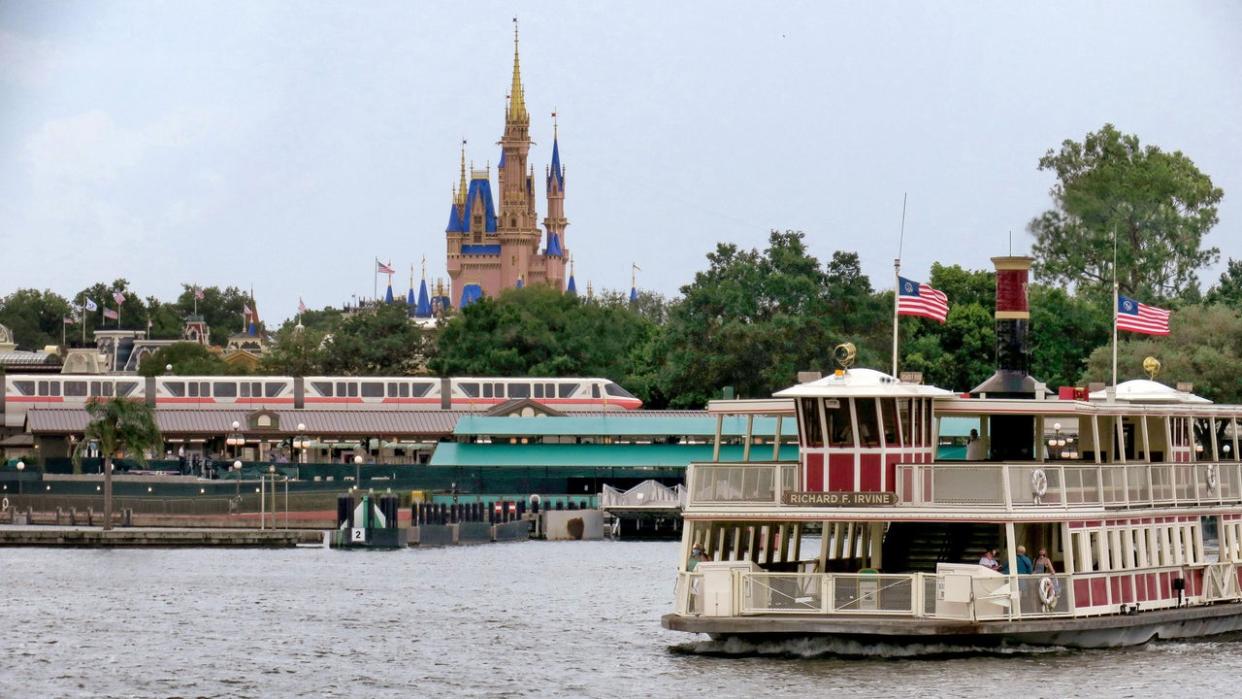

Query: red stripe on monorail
left=5, top=396, right=68, bottom=403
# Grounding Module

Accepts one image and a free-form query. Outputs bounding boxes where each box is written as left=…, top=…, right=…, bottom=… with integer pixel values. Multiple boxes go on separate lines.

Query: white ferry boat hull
left=663, top=602, right=1242, bottom=649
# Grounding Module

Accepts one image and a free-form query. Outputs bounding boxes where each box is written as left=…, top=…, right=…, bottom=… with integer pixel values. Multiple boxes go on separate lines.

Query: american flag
left=1117, top=295, right=1170, bottom=335
left=112, top=291, right=126, bottom=305
left=102, top=308, right=119, bottom=320
left=376, top=260, right=395, bottom=275
left=242, top=304, right=253, bottom=317
left=194, top=286, right=205, bottom=300
left=896, top=276, right=949, bottom=323
left=298, top=297, right=308, bottom=314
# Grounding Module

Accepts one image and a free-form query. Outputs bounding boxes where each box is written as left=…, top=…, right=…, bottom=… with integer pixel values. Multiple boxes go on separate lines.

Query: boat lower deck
left=662, top=601, right=1242, bottom=648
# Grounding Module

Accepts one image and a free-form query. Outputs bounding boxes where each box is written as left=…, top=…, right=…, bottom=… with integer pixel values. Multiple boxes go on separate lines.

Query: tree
left=430, top=285, right=654, bottom=383
left=1206, top=259, right=1242, bottom=309
left=260, top=325, right=327, bottom=376
left=1029, top=286, right=1110, bottom=390
left=1029, top=124, right=1223, bottom=301
left=72, top=398, right=163, bottom=530
left=898, top=264, right=995, bottom=392
left=1082, top=305, right=1242, bottom=403
left=138, top=342, right=233, bottom=376
left=320, top=303, right=431, bottom=375
left=0, top=289, right=73, bottom=349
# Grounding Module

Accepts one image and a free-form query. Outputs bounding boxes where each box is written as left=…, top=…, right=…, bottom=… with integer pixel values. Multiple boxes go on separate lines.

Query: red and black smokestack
left=970, top=256, right=1047, bottom=398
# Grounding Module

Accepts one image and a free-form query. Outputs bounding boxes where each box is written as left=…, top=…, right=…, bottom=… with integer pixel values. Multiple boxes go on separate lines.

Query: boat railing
left=687, top=462, right=799, bottom=507
left=896, top=460, right=1242, bottom=510
left=677, top=566, right=1223, bottom=621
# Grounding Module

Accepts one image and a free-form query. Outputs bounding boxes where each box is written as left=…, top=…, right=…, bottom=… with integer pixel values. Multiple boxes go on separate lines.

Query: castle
left=444, top=23, right=574, bottom=306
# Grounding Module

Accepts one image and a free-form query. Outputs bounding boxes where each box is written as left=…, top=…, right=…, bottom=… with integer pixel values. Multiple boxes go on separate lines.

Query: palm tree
left=72, top=398, right=163, bottom=531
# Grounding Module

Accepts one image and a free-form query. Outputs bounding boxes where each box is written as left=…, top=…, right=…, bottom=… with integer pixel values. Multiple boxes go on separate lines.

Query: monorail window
left=265, top=382, right=283, bottom=397
left=605, top=383, right=636, bottom=399
left=348, top=382, right=358, bottom=397
left=240, top=383, right=250, bottom=398
left=855, top=398, right=881, bottom=447
left=825, top=398, right=853, bottom=447
left=165, top=382, right=186, bottom=397
left=38, top=381, right=61, bottom=396
left=101, top=383, right=114, bottom=397
left=361, top=383, right=384, bottom=398
left=881, top=399, right=899, bottom=447
left=591, top=384, right=600, bottom=399
left=459, top=383, right=479, bottom=397
left=411, top=383, right=432, bottom=398
left=214, top=383, right=237, bottom=398
left=13, top=381, right=34, bottom=395
left=312, top=382, right=333, bottom=397
left=799, top=398, right=823, bottom=448
left=557, top=383, right=579, bottom=398
left=509, top=383, right=530, bottom=398
left=534, top=384, right=544, bottom=398
left=65, top=381, right=87, bottom=397
left=188, top=383, right=199, bottom=397
left=483, top=384, right=493, bottom=398
left=492, top=383, right=505, bottom=398
left=116, top=382, right=138, bottom=397
left=386, top=382, right=399, bottom=398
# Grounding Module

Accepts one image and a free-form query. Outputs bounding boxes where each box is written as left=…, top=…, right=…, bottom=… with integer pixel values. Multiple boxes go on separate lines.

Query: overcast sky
left=2, top=2, right=1240, bottom=321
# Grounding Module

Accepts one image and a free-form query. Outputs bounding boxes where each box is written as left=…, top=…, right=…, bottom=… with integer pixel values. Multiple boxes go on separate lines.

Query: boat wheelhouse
left=662, top=257, right=1242, bottom=648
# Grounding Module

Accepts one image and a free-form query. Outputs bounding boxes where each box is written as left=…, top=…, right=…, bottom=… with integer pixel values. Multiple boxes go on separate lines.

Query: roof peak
left=507, top=19, right=528, bottom=123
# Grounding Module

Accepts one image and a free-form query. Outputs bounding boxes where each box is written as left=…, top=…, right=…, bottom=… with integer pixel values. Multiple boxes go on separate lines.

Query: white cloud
left=0, top=29, right=66, bottom=88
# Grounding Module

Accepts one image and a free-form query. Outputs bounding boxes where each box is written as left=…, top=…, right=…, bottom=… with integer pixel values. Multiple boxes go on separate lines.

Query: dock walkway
left=0, top=525, right=322, bottom=548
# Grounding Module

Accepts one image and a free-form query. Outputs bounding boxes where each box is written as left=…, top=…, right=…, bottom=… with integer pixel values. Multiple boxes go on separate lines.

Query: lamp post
left=16, top=460, right=24, bottom=496
left=233, top=460, right=242, bottom=500
left=354, top=454, right=364, bottom=490
left=268, top=464, right=277, bottom=530
left=226, top=420, right=245, bottom=462
left=293, top=423, right=309, bottom=466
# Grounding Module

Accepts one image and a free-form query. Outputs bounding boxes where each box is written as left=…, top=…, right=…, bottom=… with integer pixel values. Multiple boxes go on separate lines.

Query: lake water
left=3, top=540, right=1241, bottom=698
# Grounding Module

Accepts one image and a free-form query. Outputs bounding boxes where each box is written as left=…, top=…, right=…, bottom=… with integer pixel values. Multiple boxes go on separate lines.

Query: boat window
left=880, top=399, right=899, bottom=447
left=64, top=381, right=87, bottom=397
left=855, top=398, right=881, bottom=447
left=165, top=381, right=185, bottom=397
left=923, top=399, right=933, bottom=448
left=799, top=398, right=824, bottom=448
left=458, top=382, right=479, bottom=398
left=312, top=382, right=333, bottom=397
left=898, top=399, right=912, bottom=448
left=825, top=398, right=853, bottom=448
left=1228, top=419, right=1240, bottom=461
left=558, top=383, right=579, bottom=398
left=509, top=383, right=530, bottom=399
left=213, top=382, right=237, bottom=398
left=361, top=382, right=384, bottom=398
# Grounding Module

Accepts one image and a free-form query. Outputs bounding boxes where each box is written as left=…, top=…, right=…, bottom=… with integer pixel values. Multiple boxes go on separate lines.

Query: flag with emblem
left=896, top=276, right=949, bottom=323
left=84, top=298, right=98, bottom=312
left=1116, top=295, right=1170, bottom=335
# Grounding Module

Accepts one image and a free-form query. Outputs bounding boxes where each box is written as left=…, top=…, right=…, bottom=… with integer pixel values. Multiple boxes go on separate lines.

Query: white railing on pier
left=677, top=565, right=1226, bottom=623
left=687, top=462, right=799, bottom=506
left=896, top=460, right=1242, bottom=511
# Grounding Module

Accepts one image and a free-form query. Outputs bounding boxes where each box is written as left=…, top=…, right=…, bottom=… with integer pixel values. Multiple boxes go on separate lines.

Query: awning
left=429, top=442, right=799, bottom=468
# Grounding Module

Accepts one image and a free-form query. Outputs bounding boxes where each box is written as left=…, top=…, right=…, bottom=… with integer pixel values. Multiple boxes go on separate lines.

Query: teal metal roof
left=429, top=442, right=799, bottom=468
left=452, top=414, right=798, bottom=438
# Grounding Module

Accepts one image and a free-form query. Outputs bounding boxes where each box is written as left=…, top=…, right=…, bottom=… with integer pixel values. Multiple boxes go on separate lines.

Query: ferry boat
left=662, top=257, right=1242, bottom=648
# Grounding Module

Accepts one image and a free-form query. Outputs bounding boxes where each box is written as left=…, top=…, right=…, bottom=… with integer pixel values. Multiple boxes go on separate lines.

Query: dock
left=0, top=525, right=322, bottom=548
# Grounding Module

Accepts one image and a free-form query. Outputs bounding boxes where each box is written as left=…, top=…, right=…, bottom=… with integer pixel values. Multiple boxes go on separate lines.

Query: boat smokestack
left=970, top=256, right=1046, bottom=398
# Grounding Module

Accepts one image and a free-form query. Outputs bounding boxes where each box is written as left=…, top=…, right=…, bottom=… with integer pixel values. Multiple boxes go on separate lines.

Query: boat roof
left=773, top=368, right=956, bottom=399
left=1088, top=379, right=1211, bottom=404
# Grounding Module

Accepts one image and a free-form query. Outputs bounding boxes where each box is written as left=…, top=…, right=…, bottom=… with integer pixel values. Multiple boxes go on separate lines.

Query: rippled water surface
left=3, top=540, right=1242, bottom=698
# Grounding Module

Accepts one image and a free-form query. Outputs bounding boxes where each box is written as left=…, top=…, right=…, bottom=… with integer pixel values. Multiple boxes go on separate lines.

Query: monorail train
left=1, top=375, right=641, bottom=427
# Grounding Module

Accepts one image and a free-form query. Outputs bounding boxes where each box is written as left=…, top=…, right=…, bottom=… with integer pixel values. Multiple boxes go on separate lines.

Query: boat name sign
left=782, top=491, right=898, bottom=507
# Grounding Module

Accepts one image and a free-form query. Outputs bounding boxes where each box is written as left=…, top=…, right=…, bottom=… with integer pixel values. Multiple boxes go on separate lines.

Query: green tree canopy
left=72, top=397, right=163, bottom=529
left=0, top=288, right=72, bottom=349
left=897, top=264, right=995, bottom=392
left=320, top=303, right=431, bottom=375
left=430, top=285, right=655, bottom=383
left=1082, top=304, right=1242, bottom=403
left=138, top=342, right=233, bottom=376
left=1029, top=123, right=1223, bottom=301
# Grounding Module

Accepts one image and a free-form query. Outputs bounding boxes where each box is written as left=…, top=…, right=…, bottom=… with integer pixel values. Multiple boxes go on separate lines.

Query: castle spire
left=507, top=18, right=527, bottom=123
left=455, top=139, right=467, bottom=206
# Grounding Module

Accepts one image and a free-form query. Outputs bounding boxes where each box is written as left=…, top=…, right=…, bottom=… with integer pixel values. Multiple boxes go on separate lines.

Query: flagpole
left=80, top=299, right=86, bottom=346
left=892, top=193, right=907, bottom=378
left=1111, top=226, right=1119, bottom=390
left=373, top=258, right=378, bottom=305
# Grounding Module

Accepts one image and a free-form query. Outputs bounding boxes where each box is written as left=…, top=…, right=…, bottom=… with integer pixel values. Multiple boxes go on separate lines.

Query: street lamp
left=226, top=420, right=245, bottom=460
left=293, top=423, right=309, bottom=465
left=233, top=460, right=242, bottom=499
left=16, top=460, right=24, bottom=496
left=354, top=454, right=364, bottom=488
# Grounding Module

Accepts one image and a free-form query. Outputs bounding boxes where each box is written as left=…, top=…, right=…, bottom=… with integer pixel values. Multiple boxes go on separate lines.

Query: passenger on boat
left=965, top=429, right=989, bottom=460
left=1009, top=546, right=1034, bottom=575
left=979, top=549, right=1001, bottom=571
left=687, top=545, right=708, bottom=572
left=1033, top=549, right=1056, bottom=574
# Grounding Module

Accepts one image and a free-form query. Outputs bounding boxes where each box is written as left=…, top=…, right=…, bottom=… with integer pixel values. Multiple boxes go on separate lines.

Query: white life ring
left=1031, top=469, right=1049, bottom=498
left=1, top=496, right=8, bottom=511
left=1038, top=575, right=1059, bottom=608
left=1206, top=464, right=1219, bottom=492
